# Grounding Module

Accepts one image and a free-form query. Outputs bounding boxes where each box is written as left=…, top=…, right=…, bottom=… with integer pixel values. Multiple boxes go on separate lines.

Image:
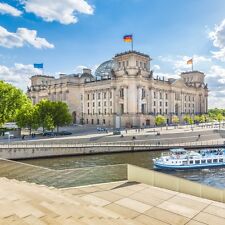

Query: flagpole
left=131, top=34, right=134, bottom=51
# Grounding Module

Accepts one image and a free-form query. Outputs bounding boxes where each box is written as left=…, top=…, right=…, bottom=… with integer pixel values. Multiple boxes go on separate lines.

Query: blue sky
left=0, top=0, right=225, bottom=108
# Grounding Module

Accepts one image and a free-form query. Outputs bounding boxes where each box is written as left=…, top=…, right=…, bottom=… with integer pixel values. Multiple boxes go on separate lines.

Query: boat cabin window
left=219, top=158, right=223, bottom=162
left=201, top=160, right=206, bottom=164
left=195, top=160, right=200, bottom=164
left=207, top=159, right=212, bottom=163
left=190, top=160, right=193, bottom=164
left=213, top=159, right=217, bottom=163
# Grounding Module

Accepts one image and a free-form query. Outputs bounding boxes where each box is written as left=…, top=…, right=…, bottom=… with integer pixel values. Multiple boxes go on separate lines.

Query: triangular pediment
left=171, top=78, right=187, bottom=88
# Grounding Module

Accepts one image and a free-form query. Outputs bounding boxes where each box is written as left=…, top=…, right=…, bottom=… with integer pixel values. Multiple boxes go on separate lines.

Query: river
left=21, top=150, right=225, bottom=189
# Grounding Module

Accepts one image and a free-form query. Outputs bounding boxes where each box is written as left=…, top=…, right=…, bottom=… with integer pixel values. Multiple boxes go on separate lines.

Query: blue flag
left=34, top=63, right=43, bottom=69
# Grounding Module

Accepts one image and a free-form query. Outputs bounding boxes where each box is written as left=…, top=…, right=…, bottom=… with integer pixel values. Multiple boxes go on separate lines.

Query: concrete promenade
left=0, top=177, right=225, bottom=224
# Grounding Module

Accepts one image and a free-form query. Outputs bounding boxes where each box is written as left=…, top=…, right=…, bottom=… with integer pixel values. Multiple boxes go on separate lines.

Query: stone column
left=124, top=86, right=128, bottom=114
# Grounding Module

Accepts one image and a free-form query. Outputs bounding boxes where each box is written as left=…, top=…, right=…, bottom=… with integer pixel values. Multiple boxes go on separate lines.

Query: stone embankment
left=0, top=129, right=224, bottom=160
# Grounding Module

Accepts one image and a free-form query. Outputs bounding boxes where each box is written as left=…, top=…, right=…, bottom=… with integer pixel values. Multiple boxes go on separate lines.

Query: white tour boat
left=153, top=148, right=225, bottom=170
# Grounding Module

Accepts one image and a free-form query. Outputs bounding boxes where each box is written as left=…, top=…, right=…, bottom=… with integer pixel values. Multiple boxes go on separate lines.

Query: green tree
left=16, top=101, right=39, bottom=135
left=183, top=115, right=191, bottom=124
left=35, top=99, right=54, bottom=132
left=35, top=99, right=72, bottom=132
left=0, top=81, right=29, bottom=126
left=194, top=115, right=200, bottom=124
left=155, top=115, right=166, bottom=126
left=172, top=115, right=179, bottom=125
left=51, top=101, right=72, bottom=132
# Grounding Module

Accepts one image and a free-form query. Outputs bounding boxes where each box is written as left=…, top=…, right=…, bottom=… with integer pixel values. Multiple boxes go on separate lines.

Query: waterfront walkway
left=1, top=178, right=225, bottom=225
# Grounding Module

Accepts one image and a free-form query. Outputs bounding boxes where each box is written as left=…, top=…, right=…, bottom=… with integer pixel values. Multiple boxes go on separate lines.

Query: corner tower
left=113, top=51, right=152, bottom=77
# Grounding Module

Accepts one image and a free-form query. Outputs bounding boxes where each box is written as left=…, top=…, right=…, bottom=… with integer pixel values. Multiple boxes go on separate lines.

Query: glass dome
left=95, top=60, right=115, bottom=78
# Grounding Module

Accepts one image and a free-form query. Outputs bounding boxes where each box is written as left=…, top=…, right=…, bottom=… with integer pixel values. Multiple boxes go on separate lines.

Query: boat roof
left=170, top=148, right=187, bottom=153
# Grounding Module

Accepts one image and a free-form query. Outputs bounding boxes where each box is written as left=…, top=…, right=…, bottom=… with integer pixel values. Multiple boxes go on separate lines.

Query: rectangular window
left=103, top=119, right=105, bottom=124
left=87, top=94, right=89, bottom=100
left=120, top=104, right=124, bottom=114
left=154, top=92, right=156, bottom=98
left=97, top=119, right=99, bottom=125
left=86, top=119, right=88, bottom=124
left=91, top=119, right=94, bottom=124
left=98, top=102, right=101, bottom=107
left=160, top=102, right=162, bottom=107
left=154, top=101, right=156, bottom=106
left=104, top=92, right=106, bottom=99
left=93, top=94, right=95, bottom=100
left=93, top=102, right=95, bottom=107
left=104, top=101, right=106, bottom=106
left=120, top=88, right=124, bottom=98
left=165, top=93, right=168, bottom=99
left=98, top=93, right=101, bottom=99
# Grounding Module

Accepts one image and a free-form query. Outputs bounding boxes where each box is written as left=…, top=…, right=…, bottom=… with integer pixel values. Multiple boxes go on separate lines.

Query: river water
left=21, top=151, right=225, bottom=189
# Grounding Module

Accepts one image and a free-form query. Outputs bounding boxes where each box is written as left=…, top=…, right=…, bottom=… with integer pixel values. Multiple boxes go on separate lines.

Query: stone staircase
left=0, top=177, right=146, bottom=224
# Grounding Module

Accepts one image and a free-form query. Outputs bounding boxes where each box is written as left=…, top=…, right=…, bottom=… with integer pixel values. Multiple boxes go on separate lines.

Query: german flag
left=187, top=58, right=193, bottom=65
left=123, top=35, right=133, bottom=43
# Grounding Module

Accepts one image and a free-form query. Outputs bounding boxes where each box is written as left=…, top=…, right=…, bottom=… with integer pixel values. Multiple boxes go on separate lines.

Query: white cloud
left=74, top=64, right=99, bottom=74
left=0, top=26, right=54, bottom=49
left=0, top=3, right=22, bottom=16
left=0, top=63, right=42, bottom=90
left=152, top=64, right=160, bottom=70
left=158, top=55, right=211, bottom=71
left=21, top=0, right=94, bottom=24
left=209, top=19, right=225, bottom=61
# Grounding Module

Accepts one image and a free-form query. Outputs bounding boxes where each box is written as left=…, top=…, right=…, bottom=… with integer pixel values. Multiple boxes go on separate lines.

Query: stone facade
left=27, top=51, right=208, bottom=128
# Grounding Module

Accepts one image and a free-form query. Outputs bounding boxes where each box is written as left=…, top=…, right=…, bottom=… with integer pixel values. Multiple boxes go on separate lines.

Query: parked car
left=58, top=131, right=72, bottom=136
left=97, top=127, right=108, bottom=132
left=43, top=131, right=56, bottom=137
left=113, top=129, right=121, bottom=135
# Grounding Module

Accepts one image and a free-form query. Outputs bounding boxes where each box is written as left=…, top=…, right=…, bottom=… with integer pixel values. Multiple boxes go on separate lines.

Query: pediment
left=171, top=78, right=187, bottom=88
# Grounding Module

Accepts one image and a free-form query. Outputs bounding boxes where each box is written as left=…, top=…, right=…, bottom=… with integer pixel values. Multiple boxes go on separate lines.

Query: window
left=87, top=102, right=89, bottom=107
left=120, top=88, right=124, bottom=98
left=154, top=92, right=156, bottom=98
left=81, top=94, right=83, bottom=100
left=219, top=158, right=223, bottom=162
left=87, top=94, right=89, bottom=100
left=165, top=93, right=168, bottom=99
left=213, top=159, right=217, bottom=163
left=165, top=102, right=168, bottom=107
left=104, top=101, right=106, bottom=106
left=93, top=102, right=95, bottom=107
left=120, top=104, right=124, bottom=114
left=189, top=96, right=191, bottom=101
left=97, top=119, right=99, bottom=125
left=93, top=94, right=95, bottom=100
left=86, top=119, right=88, bottom=124
left=110, top=109, right=113, bottom=114
left=91, top=119, right=94, bottom=124
left=141, top=104, right=145, bottom=114
left=110, top=101, right=112, bottom=106
left=185, top=96, right=187, bottom=101
left=160, top=92, right=162, bottom=99
left=110, top=91, right=112, bottom=98
left=160, top=102, right=162, bottom=107
left=159, top=108, right=162, bottom=114
left=92, top=109, right=95, bottom=114
left=103, top=119, right=105, bottom=124
left=88, top=109, right=90, bottom=115
left=154, top=101, right=156, bottom=106
left=142, top=89, right=145, bottom=99
left=165, top=109, right=168, bottom=114
left=201, top=160, right=206, bottom=164
left=207, top=159, right=212, bottom=163
left=98, top=102, right=101, bottom=107
left=104, top=109, right=107, bottom=114
left=195, top=160, right=200, bottom=164
left=154, top=108, right=156, bottom=114
left=98, top=93, right=101, bottom=99
left=104, top=92, right=106, bottom=99
left=190, top=160, right=193, bottom=164
left=98, top=109, right=101, bottom=114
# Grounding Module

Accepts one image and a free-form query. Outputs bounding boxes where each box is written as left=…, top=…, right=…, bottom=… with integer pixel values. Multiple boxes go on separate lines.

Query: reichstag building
left=27, top=51, right=208, bottom=128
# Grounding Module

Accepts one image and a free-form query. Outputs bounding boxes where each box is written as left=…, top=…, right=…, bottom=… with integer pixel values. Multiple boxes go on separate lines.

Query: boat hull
left=154, top=162, right=225, bottom=170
